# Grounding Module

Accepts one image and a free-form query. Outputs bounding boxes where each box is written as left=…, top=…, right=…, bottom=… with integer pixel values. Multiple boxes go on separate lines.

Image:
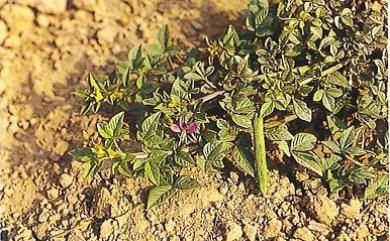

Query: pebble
left=59, top=173, right=73, bottom=188
left=225, top=221, right=243, bottom=241
left=0, top=20, right=7, bottom=45
left=293, top=227, right=314, bottom=241
left=165, top=219, right=175, bottom=234
left=100, top=219, right=113, bottom=239
left=243, top=223, right=257, bottom=241
left=47, top=188, right=59, bottom=200
left=311, top=194, right=339, bottom=225
left=263, top=218, right=282, bottom=238
left=341, top=199, right=361, bottom=219
left=31, top=0, right=67, bottom=14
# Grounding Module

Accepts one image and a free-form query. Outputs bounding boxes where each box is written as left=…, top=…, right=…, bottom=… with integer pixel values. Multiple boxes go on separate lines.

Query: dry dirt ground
left=0, top=1, right=388, bottom=241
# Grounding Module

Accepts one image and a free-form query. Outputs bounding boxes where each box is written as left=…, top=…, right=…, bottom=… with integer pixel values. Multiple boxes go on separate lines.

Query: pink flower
left=170, top=116, right=198, bottom=134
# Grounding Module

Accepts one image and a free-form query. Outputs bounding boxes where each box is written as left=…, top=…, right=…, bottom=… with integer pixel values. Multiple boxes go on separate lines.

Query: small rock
left=100, top=220, right=113, bottom=239
left=341, top=199, right=361, bottom=219
left=59, top=173, right=73, bottom=188
left=47, top=188, right=59, bottom=200
left=243, top=223, right=257, bottom=241
left=54, top=139, right=69, bottom=155
left=263, top=218, right=282, bottom=238
left=355, top=224, right=369, bottom=240
left=294, top=227, right=314, bottom=241
left=229, top=172, right=239, bottom=183
left=38, top=211, right=49, bottom=223
left=311, top=194, right=339, bottom=225
left=97, top=26, right=117, bottom=44
left=31, top=0, right=67, bottom=14
left=296, top=171, right=309, bottom=182
left=226, top=221, right=243, bottom=241
left=0, top=20, right=7, bottom=45
left=37, top=14, right=50, bottom=27
left=1, top=5, right=35, bottom=33
left=165, top=219, right=175, bottom=234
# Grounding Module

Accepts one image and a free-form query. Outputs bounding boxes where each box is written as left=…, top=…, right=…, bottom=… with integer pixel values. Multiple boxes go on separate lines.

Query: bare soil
left=0, top=1, right=388, bottom=241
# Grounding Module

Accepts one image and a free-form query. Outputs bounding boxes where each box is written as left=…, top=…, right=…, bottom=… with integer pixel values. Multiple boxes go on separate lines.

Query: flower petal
left=170, top=124, right=181, bottom=133
left=185, top=122, right=198, bottom=133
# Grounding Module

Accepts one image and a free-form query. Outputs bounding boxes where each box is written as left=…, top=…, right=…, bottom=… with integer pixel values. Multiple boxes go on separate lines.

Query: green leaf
left=322, top=93, right=336, bottom=112
left=69, top=148, right=94, bottom=162
left=145, top=162, right=161, bottom=186
left=327, top=71, right=350, bottom=88
left=141, top=112, right=161, bottom=134
left=146, top=185, right=174, bottom=209
left=265, top=126, right=293, bottom=141
left=203, top=141, right=230, bottom=162
left=364, top=175, right=389, bottom=199
left=339, top=126, right=355, bottom=151
left=232, top=114, right=253, bottom=129
left=292, top=151, right=323, bottom=176
left=230, top=145, right=255, bottom=177
left=89, top=73, right=104, bottom=102
left=97, top=112, right=125, bottom=139
left=291, top=133, right=317, bottom=151
left=174, top=176, right=200, bottom=190
left=313, top=90, right=324, bottom=102
left=322, top=140, right=342, bottom=153
left=292, top=98, right=312, bottom=122
left=174, top=150, right=195, bottom=166
left=260, top=101, right=275, bottom=117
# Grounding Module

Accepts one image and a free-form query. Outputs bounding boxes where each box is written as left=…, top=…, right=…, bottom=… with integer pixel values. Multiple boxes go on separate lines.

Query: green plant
left=71, top=0, right=388, bottom=209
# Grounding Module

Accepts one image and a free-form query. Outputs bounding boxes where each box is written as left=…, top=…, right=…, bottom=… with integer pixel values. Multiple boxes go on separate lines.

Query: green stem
left=253, top=116, right=268, bottom=196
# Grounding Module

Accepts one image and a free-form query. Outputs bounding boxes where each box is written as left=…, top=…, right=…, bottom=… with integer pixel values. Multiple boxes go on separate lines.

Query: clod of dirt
left=225, top=221, right=243, bottom=241
left=263, top=218, right=282, bottom=238
left=164, top=219, right=176, bottom=234
left=341, top=199, right=362, bottom=220
left=27, top=0, right=67, bottom=14
left=47, top=188, right=59, bottom=200
left=59, top=173, right=73, bottom=188
left=100, top=219, right=114, bottom=239
left=91, top=187, right=114, bottom=218
left=97, top=25, right=118, bottom=45
left=293, top=227, right=314, bottom=241
left=0, top=20, right=7, bottom=45
left=1, top=5, right=35, bottom=33
left=243, top=223, right=257, bottom=241
left=310, top=194, right=339, bottom=225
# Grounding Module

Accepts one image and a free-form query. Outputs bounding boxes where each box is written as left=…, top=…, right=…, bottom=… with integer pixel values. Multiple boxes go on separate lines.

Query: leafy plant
left=71, top=0, right=388, bottom=209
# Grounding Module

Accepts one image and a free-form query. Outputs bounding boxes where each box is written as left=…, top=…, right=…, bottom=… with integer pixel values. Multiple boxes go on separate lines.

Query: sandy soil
left=0, top=1, right=388, bottom=240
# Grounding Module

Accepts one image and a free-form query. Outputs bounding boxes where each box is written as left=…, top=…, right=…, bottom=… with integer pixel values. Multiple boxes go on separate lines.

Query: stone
left=53, top=139, right=69, bottom=155
left=59, top=173, right=73, bottom=188
left=47, top=188, right=59, bottom=200
left=294, top=227, right=314, bottom=241
left=1, top=5, right=35, bottom=33
left=311, top=194, right=339, bottom=225
left=99, top=220, right=113, bottom=239
left=263, top=218, right=282, bottom=238
left=226, top=221, right=243, bottom=241
left=355, top=224, right=369, bottom=240
left=341, top=199, right=361, bottom=219
left=0, top=20, right=7, bottom=45
left=164, top=219, right=175, bottom=234
left=31, top=0, right=67, bottom=14
left=243, top=223, right=257, bottom=241
left=97, top=26, right=117, bottom=44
